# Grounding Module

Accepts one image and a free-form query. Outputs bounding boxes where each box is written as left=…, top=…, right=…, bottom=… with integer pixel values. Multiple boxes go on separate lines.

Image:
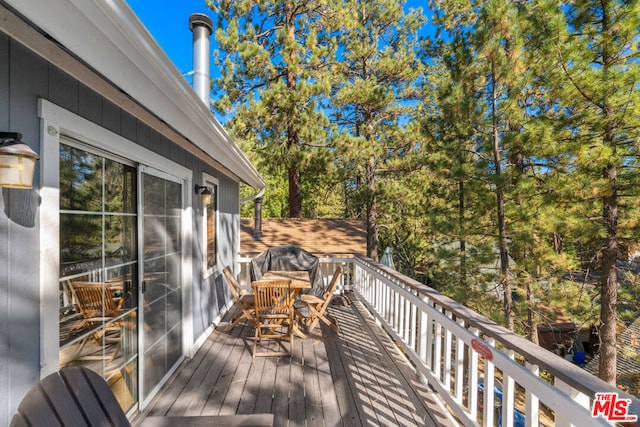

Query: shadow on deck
left=138, top=295, right=455, bottom=426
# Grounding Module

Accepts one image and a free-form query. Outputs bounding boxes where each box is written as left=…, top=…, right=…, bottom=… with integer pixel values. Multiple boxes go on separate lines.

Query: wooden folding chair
left=300, top=266, right=342, bottom=334
left=251, top=279, right=294, bottom=357
left=222, top=266, right=257, bottom=331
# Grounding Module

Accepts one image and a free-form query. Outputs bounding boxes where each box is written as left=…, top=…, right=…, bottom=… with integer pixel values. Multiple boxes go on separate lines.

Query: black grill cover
left=250, top=244, right=325, bottom=296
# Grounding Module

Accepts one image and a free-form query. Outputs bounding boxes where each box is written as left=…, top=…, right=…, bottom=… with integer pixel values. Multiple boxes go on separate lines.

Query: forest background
left=206, top=0, right=640, bottom=389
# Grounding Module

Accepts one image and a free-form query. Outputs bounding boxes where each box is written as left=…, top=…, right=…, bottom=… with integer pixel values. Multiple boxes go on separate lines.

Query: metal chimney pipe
left=189, top=13, right=213, bottom=106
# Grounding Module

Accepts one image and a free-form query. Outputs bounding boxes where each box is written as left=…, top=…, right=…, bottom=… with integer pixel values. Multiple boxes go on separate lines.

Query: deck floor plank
left=287, top=330, right=306, bottom=426
left=272, top=353, right=292, bottom=426
left=200, top=323, right=248, bottom=416
left=334, top=303, right=394, bottom=425
left=146, top=332, right=216, bottom=416
left=179, top=324, right=242, bottom=416
left=218, top=324, right=255, bottom=416
left=254, top=354, right=277, bottom=414
left=141, top=296, right=455, bottom=427
left=350, top=301, right=419, bottom=426
left=304, top=332, right=324, bottom=427
left=313, top=326, right=342, bottom=426
left=236, top=350, right=266, bottom=415
left=322, top=319, right=363, bottom=427
left=165, top=325, right=239, bottom=417
left=346, top=296, right=444, bottom=426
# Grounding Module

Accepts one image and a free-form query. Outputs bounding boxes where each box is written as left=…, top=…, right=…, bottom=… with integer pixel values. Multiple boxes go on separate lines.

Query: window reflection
left=59, top=143, right=138, bottom=413
left=141, top=172, right=182, bottom=401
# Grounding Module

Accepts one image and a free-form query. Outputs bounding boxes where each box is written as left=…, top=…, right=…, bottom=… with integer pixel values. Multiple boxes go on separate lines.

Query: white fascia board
left=5, top=0, right=265, bottom=190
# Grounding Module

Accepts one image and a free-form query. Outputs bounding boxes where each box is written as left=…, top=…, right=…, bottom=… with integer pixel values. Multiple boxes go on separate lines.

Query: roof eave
left=4, top=0, right=265, bottom=190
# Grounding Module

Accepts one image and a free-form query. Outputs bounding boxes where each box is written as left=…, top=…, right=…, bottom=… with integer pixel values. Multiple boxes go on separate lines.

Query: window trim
left=201, top=173, right=219, bottom=278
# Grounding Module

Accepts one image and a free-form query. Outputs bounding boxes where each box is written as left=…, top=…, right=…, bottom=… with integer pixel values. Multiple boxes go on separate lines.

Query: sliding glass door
left=140, top=169, right=183, bottom=401
left=58, top=143, right=185, bottom=411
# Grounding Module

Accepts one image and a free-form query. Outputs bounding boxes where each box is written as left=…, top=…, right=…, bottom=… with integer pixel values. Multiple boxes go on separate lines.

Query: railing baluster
left=444, top=311, right=453, bottom=392
left=525, top=362, right=539, bottom=427
left=389, top=286, right=395, bottom=329
left=399, top=291, right=406, bottom=339
left=385, top=280, right=391, bottom=323
left=483, top=337, right=496, bottom=427
left=434, top=308, right=443, bottom=381
left=409, top=297, right=417, bottom=351
left=455, top=318, right=465, bottom=404
left=468, top=327, right=479, bottom=421
left=501, top=350, right=516, bottom=427
left=368, top=270, right=373, bottom=306
left=419, top=303, right=428, bottom=363
left=426, top=304, right=434, bottom=372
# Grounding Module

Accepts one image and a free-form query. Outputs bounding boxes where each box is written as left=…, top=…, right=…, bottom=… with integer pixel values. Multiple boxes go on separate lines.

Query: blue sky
left=126, top=0, right=433, bottom=84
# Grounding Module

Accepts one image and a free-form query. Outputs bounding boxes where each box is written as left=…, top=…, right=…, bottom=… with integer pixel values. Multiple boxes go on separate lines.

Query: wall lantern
left=0, top=132, right=39, bottom=189
left=195, top=184, right=213, bottom=205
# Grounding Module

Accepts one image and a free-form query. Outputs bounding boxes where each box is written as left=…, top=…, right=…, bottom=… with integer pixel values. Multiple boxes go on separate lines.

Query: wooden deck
left=137, top=295, right=455, bottom=427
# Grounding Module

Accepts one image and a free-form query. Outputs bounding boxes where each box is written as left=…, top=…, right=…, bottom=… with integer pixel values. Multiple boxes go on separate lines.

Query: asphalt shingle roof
left=240, top=218, right=367, bottom=256
left=584, top=317, right=640, bottom=395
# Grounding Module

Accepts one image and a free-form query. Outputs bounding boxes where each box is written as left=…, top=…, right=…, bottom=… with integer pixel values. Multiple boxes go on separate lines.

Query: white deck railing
left=239, top=253, right=640, bottom=426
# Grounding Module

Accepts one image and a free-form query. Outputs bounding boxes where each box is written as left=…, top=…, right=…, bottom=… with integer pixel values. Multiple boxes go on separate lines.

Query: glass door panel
left=141, top=171, right=183, bottom=400
left=58, top=142, right=139, bottom=412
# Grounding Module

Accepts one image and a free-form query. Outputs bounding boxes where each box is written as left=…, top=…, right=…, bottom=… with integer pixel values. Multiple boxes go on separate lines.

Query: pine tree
left=329, top=0, right=425, bottom=260
left=538, top=0, right=640, bottom=385
left=428, top=0, right=536, bottom=331
left=416, top=36, right=499, bottom=304
left=209, top=0, right=336, bottom=218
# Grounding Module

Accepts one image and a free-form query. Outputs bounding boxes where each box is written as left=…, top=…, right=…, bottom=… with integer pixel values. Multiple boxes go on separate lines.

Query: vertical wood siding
left=0, top=30, right=10, bottom=427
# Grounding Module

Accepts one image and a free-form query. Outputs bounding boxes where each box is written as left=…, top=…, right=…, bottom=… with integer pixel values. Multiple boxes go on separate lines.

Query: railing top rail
left=352, top=253, right=640, bottom=413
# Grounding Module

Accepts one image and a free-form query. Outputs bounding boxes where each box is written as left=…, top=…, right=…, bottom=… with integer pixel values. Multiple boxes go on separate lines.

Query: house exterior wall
left=0, top=30, right=239, bottom=423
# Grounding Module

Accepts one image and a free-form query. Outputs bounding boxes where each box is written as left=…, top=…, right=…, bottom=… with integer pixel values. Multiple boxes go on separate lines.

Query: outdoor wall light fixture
left=195, top=184, right=213, bottom=205
left=0, top=132, right=39, bottom=189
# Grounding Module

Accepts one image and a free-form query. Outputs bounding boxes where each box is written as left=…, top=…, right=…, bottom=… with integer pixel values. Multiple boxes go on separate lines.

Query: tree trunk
left=552, top=233, right=563, bottom=254
left=366, top=156, right=378, bottom=261
left=597, top=2, right=617, bottom=386
left=285, top=1, right=302, bottom=218
left=459, top=180, right=467, bottom=288
left=599, top=132, right=618, bottom=385
left=491, top=60, right=514, bottom=331
left=526, top=278, right=539, bottom=344
left=288, top=167, right=302, bottom=218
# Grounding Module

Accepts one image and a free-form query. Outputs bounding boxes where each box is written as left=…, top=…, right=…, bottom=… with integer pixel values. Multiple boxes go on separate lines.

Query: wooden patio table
left=261, top=270, right=311, bottom=338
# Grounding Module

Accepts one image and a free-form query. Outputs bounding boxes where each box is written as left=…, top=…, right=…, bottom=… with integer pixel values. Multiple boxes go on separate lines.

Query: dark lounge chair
left=11, top=367, right=273, bottom=427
